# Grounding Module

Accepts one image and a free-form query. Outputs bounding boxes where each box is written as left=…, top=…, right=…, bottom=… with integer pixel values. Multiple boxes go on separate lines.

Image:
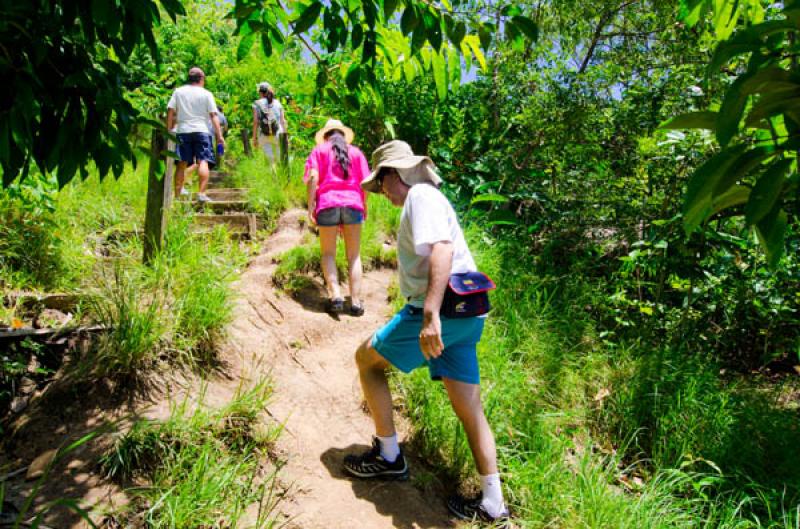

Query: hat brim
left=361, top=155, right=435, bottom=193
left=315, top=125, right=355, bottom=145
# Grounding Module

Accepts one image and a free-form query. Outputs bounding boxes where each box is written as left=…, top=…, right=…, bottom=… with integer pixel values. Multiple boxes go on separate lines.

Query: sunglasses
left=376, top=168, right=395, bottom=193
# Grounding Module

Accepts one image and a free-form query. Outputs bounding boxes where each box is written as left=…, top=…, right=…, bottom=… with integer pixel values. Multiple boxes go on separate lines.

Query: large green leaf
left=710, top=20, right=797, bottom=72
left=237, top=32, right=256, bottom=61
left=755, top=205, right=788, bottom=268
left=710, top=184, right=750, bottom=217
left=260, top=33, right=273, bottom=56
left=712, top=145, right=772, bottom=197
left=739, top=67, right=800, bottom=96
left=745, top=95, right=800, bottom=127
left=400, top=6, right=418, bottom=35
left=463, top=35, right=487, bottom=71
left=293, top=1, right=323, bottom=35
left=471, top=193, right=510, bottom=204
left=432, top=50, right=447, bottom=100
left=660, top=111, right=719, bottom=131
left=511, top=15, right=538, bottom=42
left=716, top=72, right=752, bottom=147
left=445, top=16, right=466, bottom=47
left=383, top=0, right=399, bottom=21
left=345, top=62, right=362, bottom=90
left=683, top=145, right=748, bottom=234
left=745, top=158, right=792, bottom=224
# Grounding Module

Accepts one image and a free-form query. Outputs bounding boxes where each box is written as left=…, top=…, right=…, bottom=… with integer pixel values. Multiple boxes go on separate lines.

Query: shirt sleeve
left=407, top=187, right=452, bottom=256
left=207, top=92, right=218, bottom=115
left=356, top=149, right=370, bottom=184
left=167, top=92, right=176, bottom=110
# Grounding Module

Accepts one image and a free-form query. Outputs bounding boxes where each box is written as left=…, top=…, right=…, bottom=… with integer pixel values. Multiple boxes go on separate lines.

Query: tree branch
left=578, top=0, right=639, bottom=73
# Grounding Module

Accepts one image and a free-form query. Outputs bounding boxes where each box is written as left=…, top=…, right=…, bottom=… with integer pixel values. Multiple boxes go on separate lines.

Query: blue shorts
left=316, top=207, right=364, bottom=227
left=176, top=132, right=215, bottom=165
left=371, top=305, right=484, bottom=385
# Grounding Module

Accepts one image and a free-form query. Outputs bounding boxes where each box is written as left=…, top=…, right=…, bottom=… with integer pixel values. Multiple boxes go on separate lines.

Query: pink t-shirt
left=304, top=142, right=370, bottom=215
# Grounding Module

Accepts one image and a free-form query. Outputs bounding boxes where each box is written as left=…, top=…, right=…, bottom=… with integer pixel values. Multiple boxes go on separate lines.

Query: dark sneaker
left=343, top=437, right=409, bottom=480
left=327, top=297, right=345, bottom=314
left=447, top=494, right=510, bottom=524
left=349, top=302, right=365, bottom=316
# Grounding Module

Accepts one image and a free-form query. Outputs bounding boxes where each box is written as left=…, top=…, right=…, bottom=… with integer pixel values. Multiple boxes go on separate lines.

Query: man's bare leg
left=355, top=339, right=394, bottom=436
left=174, top=161, right=187, bottom=196
left=197, top=160, right=210, bottom=193
left=442, top=377, right=498, bottom=475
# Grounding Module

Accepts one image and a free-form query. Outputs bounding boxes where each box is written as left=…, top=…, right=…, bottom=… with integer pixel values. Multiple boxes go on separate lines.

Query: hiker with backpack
left=342, top=140, right=510, bottom=523
left=304, top=119, right=370, bottom=316
left=251, top=82, right=287, bottom=163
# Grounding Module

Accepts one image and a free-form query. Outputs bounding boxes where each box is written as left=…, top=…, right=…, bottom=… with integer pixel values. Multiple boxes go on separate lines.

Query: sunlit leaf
left=660, top=111, right=719, bottom=131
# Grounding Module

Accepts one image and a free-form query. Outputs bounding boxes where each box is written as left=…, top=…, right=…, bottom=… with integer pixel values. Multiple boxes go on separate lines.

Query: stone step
left=192, top=200, right=249, bottom=213
left=192, top=188, right=249, bottom=201
left=193, top=213, right=257, bottom=239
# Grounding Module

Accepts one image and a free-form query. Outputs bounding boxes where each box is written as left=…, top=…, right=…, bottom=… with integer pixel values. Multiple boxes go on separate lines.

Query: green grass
left=101, top=380, right=282, bottom=528
left=227, top=156, right=306, bottom=227
left=0, top=160, right=247, bottom=379
left=271, top=191, right=400, bottom=294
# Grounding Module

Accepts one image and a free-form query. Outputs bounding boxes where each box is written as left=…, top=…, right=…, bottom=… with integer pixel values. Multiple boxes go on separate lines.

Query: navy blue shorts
left=316, top=207, right=364, bottom=226
left=176, top=132, right=215, bottom=165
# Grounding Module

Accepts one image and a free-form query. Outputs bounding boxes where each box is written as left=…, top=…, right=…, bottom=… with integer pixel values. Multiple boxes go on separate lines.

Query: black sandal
left=327, top=297, right=345, bottom=313
left=349, top=302, right=365, bottom=316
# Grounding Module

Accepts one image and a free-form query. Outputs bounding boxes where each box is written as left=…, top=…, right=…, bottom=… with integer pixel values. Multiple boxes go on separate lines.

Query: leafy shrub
left=0, top=176, right=64, bottom=290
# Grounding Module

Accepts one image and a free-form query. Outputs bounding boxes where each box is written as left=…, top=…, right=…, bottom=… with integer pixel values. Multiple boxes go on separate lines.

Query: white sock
left=480, top=473, right=506, bottom=517
left=377, top=434, right=400, bottom=463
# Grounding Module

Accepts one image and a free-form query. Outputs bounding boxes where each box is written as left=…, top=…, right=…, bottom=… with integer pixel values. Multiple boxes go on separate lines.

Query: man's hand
left=217, top=136, right=225, bottom=146
left=252, top=137, right=258, bottom=148
left=419, top=311, right=444, bottom=359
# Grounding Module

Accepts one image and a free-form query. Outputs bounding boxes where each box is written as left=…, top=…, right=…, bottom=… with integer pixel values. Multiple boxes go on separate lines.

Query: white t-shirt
left=398, top=184, right=477, bottom=306
left=252, top=98, right=285, bottom=135
left=167, top=85, right=218, bottom=134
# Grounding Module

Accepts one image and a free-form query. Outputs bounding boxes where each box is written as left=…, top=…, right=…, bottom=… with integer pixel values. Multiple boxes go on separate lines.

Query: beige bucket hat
left=315, top=119, right=355, bottom=145
left=362, top=140, right=442, bottom=193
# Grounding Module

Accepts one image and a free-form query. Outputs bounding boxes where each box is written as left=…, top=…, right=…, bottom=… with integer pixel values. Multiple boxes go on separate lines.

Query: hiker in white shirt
left=343, top=140, right=510, bottom=523
left=166, top=67, right=225, bottom=203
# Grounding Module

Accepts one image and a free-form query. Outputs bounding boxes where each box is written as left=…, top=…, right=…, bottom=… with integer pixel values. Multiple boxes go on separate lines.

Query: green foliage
left=665, top=0, right=800, bottom=267
left=228, top=156, right=307, bottom=226
left=0, top=0, right=185, bottom=187
left=0, top=175, right=64, bottom=289
left=101, top=381, right=282, bottom=528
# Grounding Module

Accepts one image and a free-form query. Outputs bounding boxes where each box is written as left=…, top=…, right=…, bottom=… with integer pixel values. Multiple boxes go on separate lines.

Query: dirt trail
left=221, top=209, right=454, bottom=529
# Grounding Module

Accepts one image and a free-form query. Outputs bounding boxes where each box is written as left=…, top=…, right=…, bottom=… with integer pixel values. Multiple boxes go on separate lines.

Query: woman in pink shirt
left=304, top=119, right=370, bottom=316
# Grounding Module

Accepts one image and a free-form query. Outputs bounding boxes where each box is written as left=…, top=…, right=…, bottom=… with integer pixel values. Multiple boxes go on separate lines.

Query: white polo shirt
left=167, top=85, right=218, bottom=134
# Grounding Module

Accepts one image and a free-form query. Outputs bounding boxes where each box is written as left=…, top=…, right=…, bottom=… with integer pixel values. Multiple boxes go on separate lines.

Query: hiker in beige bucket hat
left=361, top=140, right=442, bottom=194
left=345, top=139, right=510, bottom=522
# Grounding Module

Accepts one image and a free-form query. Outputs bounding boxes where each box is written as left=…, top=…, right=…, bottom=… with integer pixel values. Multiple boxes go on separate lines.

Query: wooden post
left=143, top=129, right=171, bottom=265
left=279, top=132, right=289, bottom=168
left=241, top=128, right=252, bottom=157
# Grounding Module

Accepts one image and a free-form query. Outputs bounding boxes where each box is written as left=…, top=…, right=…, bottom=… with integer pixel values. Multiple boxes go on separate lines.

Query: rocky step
left=192, top=188, right=249, bottom=201
left=191, top=200, right=249, bottom=213
left=192, top=213, right=257, bottom=239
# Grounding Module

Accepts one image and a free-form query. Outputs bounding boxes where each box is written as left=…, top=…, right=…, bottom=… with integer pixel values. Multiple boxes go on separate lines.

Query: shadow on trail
left=289, top=282, right=344, bottom=321
left=319, top=444, right=454, bottom=529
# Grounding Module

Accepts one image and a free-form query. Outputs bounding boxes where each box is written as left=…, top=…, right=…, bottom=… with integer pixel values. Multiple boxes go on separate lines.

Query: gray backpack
left=256, top=99, right=279, bottom=136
